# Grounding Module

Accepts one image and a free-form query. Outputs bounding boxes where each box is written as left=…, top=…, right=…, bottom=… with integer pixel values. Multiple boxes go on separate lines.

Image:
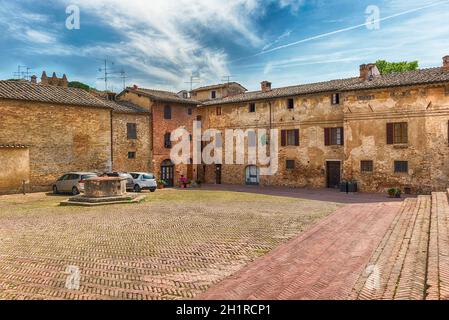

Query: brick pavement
left=200, top=202, right=401, bottom=300
left=0, top=190, right=339, bottom=300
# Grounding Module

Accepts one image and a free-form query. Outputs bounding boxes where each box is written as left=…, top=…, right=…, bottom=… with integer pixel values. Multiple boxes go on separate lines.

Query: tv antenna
left=97, top=59, right=115, bottom=91
left=13, top=65, right=32, bottom=80
left=185, top=74, right=201, bottom=91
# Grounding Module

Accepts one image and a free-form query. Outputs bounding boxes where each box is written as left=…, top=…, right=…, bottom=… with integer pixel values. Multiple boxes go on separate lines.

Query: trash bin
left=348, top=181, right=358, bottom=193
left=340, top=181, right=348, bottom=193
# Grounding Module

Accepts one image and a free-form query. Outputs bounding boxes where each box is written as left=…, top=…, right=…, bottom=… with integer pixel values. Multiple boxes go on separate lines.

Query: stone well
left=62, top=177, right=145, bottom=207
left=84, top=177, right=126, bottom=198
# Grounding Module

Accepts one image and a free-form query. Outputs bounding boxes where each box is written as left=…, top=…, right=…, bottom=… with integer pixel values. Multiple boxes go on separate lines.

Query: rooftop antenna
left=13, top=65, right=29, bottom=80
left=119, top=69, right=128, bottom=90
left=185, top=74, right=201, bottom=91
left=221, top=75, right=234, bottom=85
left=97, top=59, right=115, bottom=91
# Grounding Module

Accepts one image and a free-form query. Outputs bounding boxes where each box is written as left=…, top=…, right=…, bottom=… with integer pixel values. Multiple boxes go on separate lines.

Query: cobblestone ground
left=0, top=190, right=340, bottom=300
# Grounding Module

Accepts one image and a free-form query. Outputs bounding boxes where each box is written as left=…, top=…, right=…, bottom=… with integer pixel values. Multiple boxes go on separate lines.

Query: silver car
left=53, top=172, right=98, bottom=195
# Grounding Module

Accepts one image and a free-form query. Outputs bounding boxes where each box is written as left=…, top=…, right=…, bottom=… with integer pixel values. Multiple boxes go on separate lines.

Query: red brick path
left=200, top=202, right=401, bottom=300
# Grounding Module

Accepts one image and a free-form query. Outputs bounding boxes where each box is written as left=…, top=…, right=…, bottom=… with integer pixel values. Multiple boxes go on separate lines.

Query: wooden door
left=215, top=164, right=222, bottom=184
left=326, top=161, right=341, bottom=188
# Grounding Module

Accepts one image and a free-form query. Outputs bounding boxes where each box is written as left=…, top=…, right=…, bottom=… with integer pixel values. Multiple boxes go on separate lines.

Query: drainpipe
left=110, top=110, right=114, bottom=172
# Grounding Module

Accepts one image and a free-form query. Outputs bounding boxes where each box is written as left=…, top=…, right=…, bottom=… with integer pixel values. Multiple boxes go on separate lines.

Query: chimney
left=30, top=75, right=37, bottom=84
left=359, top=63, right=380, bottom=81
left=261, top=81, right=272, bottom=92
left=61, top=74, right=68, bottom=88
left=443, top=56, right=449, bottom=71
left=132, top=84, right=138, bottom=90
left=41, top=71, right=48, bottom=85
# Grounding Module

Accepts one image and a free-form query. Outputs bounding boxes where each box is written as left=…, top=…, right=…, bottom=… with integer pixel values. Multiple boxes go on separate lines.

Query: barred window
left=394, top=161, right=408, bottom=173
left=361, top=160, right=373, bottom=173
left=286, top=160, right=295, bottom=170
left=127, top=123, right=137, bottom=140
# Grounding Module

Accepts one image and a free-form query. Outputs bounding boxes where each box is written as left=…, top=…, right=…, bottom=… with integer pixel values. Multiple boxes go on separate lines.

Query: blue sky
left=1, top=0, right=449, bottom=92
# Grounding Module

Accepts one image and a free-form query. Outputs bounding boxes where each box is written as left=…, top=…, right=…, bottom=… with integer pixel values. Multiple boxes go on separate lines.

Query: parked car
left=102, top=172, right=134, bottom=190
left=129, top=172, right=157, bottom=193
left=53, top=172, right=98, bottom=195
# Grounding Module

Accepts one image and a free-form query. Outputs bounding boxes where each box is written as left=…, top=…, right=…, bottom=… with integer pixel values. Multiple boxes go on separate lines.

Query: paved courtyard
left=0, top=189, right=340, bottom=300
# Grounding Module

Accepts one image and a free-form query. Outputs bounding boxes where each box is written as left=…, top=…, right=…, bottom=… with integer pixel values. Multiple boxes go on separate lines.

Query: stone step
left=426, top=192, right=449, bottom=300
left=353, top=196, right=432, bottom=300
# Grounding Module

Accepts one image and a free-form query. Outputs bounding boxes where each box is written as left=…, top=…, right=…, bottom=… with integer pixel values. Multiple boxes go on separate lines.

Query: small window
left=164, top=105, right=172, bottom=120
left=249, top=103, right=256, bottom=113
left=387, top=122, right=408, bottom=144
left=187, top=108, right=192, bottom=115
left=361, top=160, right=373, bottom=173
left=216, top=107, right=222, bottom=116
left=164, top=132, right=172, bottom=149
left=324, top=127, right=344, bottom=146
left=127, top=123, right=137, bottom=140
left=394, top=161, right=408, bottom=173
left=286, top=160, right=295, bottom=170
left=331, top=93, right=340, bottom=105
left=287, top=99, right=294, bottom=109
left=128, top=152, right=136, bottom=159
left=211, top=90, right=217, bottom=99
left=196, top=115, right=202, bottom=121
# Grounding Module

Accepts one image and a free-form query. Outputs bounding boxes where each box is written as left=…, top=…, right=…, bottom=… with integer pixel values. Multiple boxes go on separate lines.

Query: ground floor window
left=286, top=160, right=295, bottom=170
left=361, top=160, right=373, bottom=173
left=394, top=161, right=408, bottom=173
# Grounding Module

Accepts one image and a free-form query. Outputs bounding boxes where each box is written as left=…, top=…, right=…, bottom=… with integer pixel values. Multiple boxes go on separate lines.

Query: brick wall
left=0, top=99, right=112, bottom=192
left=112, top=112, right=151, bottom=173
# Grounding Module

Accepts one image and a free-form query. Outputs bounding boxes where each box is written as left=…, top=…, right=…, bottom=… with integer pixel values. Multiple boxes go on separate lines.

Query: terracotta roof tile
left=203, top=67, right=449, bottom=106
left=102, top=99, right=150, bottom=114
left=0, top=80, right=109, bottom=108
left=124, top=87, right=200, bottom=105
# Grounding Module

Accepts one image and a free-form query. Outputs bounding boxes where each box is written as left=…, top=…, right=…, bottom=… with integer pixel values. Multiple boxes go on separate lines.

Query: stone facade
left=118, top=88, right=198, bottom=186
left=191, top=83, right=247, bottom=102
left=111, top=112, right=151, bottom=173
left=0, top=99, right=112, bottom=192
left=197, top=59, right=449, bottom=194
left=343, top=84, right=449, bottom=193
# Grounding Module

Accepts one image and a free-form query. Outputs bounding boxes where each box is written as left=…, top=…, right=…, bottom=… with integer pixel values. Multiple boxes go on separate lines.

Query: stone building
left=190, top=82, right=247, bottom=102
left=0, top=75, right=151, bottom=194
left=117, top=86, right=200, bottom=187
left=198, top=56, right=449, bottom=194
left=0, top=78, right=112, bottom=193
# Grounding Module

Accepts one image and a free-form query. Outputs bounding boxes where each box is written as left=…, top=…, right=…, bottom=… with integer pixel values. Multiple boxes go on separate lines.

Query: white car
left=129, top=172, right=157, bottom=193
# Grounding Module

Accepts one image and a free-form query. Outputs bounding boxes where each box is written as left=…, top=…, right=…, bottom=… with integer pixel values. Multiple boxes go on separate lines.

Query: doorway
left=245, top=165, right=260, bottom=185
left=215, top=164, right=222, bottom=184
left=326, top=161, right=341, bottom=189
left=161, top=159, right=175, bottom=187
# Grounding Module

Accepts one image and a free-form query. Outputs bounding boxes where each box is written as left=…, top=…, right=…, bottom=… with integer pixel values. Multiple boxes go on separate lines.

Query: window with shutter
left=325, top=127, right=344, bottom=146
left=216, top=107, right=222, bottom=116
left=249, top=103, right=256, bottom=113
left=387, top=122, right=408, bottom=144
left=281, top=130, right=287, bottom=147
left=164, top=132, right=172, bottom=149
left=331, top=93, right=340, bottom=105
left=282, top=129, right=299, bottom=146
left=164, top=105, right=172, bottom=120
left=127, top=123, right=137, bottom=140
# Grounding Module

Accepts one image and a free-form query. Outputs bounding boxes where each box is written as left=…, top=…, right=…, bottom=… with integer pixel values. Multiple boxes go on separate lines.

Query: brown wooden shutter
left=386, top=123, right=394, bottom=144
left=281, top=130, right=287, bottom=147
left=340, top=127, right=344, bottom=146
left=403, top=123, right=408, bottom=144
left=324, top=128, right=330, bottom=146
left=448, top=120, right=449, bottom=144
left=294, top=129, right=300, bottom=146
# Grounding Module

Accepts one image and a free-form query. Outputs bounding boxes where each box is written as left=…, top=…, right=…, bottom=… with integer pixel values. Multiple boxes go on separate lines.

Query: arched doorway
left=161, top=159, right=175, bottom=187
left=245, top=165, right=260, bottom=185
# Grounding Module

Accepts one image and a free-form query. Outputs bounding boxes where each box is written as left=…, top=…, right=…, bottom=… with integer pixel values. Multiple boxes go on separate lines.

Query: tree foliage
left=68, top=81, right=90, bottom=91
left=375, top=60, right=419, bottom=75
